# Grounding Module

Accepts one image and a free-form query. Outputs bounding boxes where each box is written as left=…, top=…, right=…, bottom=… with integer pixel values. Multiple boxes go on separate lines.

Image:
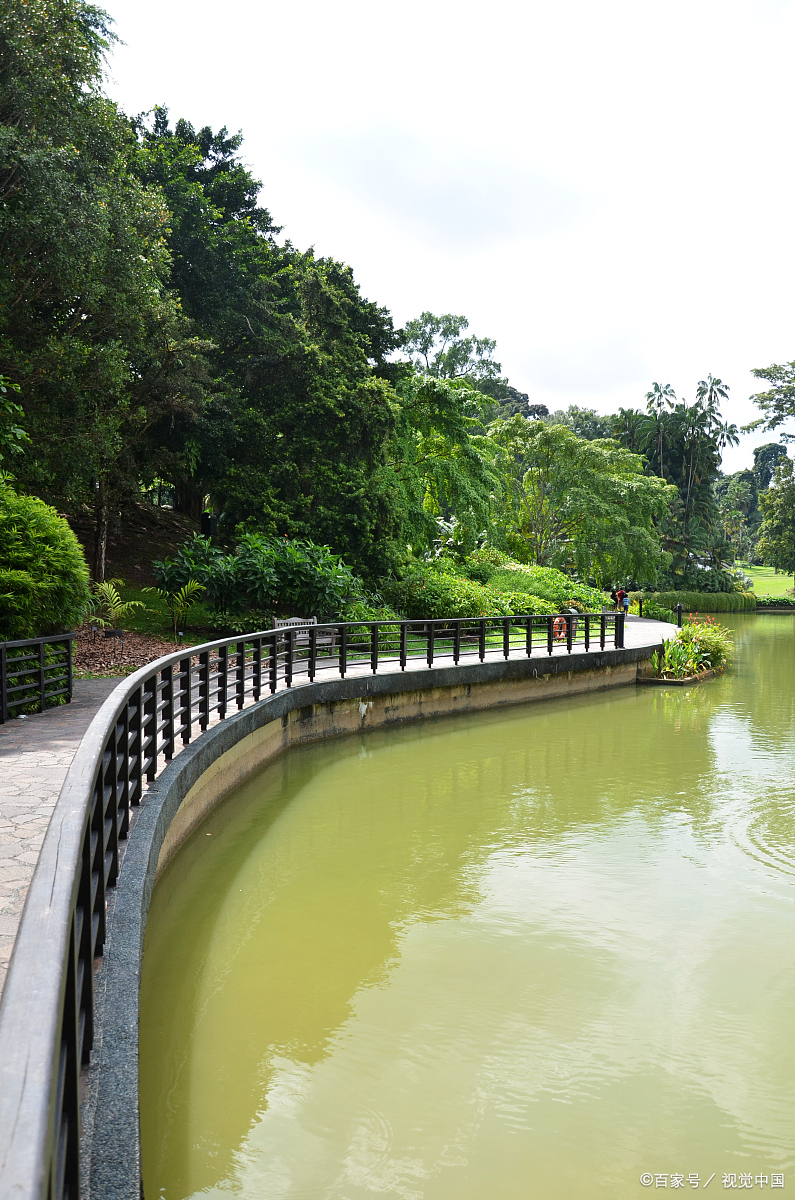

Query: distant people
left=615, top=586, right=627, bottom=613
left=610, top=586, right=619, bottom=610
left=623, top=592, right=630, bottom=616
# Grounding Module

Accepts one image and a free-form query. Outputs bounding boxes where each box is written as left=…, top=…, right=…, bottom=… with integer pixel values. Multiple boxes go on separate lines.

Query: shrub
left=484, top=563, right=606, bottom=611
left=153, top=534, right=362, bottom=619
left=0, top=479, right=90, bottom=640
left=755, top=595, right=795, bottom=607
left=384, top=565, right=555, bottom=619
left=631, top=590, right=756, bottom=614
left=632, top=598, right=675, bottom=622
left=651, top=617, right=734, bottom=678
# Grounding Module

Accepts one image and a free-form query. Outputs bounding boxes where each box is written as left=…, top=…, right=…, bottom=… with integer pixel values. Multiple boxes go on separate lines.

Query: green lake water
left=140, top=615, right=795, bottom=1199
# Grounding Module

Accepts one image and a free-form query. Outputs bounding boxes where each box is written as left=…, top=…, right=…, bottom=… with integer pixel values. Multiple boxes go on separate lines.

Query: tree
left=641, top=382, right=676, bottom=479
left=0, top=0, right=205, bottom=580
left=757, top=457, right=795, bottom=580
left=746, top=361, right=795, bottom=438
left=545, top=405, right=614, bottom=440
left=0, top=376, right=29, bottom=464
left=132, top=111, right=406, bottom=577
left=385, top=376, right=498, bottom=556
left=488, top=417, right=674, bottom=585
left=612, top=384, right=739, bottom=584
left=402, top=312, right=501, bottom=382
left=753, top=443, right=788, bottom=490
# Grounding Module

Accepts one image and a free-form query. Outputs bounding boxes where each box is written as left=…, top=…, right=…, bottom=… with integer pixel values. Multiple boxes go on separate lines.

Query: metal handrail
left=0, top=611, right=623, bottom=1200
left=0, top=633, right=74, bottom=725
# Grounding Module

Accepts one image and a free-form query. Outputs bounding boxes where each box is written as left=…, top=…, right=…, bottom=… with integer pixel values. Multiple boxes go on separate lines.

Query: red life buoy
left=553, top=616, right=567, bottom=640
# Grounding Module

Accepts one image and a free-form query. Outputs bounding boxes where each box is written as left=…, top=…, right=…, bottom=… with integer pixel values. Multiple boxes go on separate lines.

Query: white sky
left=102, top=0, right=795, bottom=473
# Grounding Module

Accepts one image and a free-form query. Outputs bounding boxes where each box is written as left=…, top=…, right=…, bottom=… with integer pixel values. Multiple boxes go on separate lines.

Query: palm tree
left=643, top=382, right=676, bottom=478
left=695, top=374, right=730, bottom=417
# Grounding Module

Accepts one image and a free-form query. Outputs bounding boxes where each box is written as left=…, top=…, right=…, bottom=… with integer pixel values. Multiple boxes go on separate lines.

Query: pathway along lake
left=140, top=615, right=795, bottom=1199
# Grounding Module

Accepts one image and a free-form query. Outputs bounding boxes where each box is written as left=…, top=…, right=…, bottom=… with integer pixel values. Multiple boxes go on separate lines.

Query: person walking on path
left=610, top=586, right=619, bottom=611
left=615, top=586, right=627, bottom=614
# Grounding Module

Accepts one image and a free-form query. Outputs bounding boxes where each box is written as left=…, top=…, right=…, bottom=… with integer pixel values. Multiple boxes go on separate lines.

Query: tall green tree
left=488, top=417, right=674, bottom=585
left=757, top=457, right=795, bottom=581
left=0, top=0, right=205, bottom=579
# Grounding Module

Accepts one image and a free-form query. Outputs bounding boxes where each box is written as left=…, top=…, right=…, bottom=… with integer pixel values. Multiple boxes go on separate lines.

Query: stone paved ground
left=0, top=680, right=121, bottom=997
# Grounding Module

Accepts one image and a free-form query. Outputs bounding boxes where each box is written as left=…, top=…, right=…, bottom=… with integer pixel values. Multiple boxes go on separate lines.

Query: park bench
left=274, top=616, right=336, bottom=652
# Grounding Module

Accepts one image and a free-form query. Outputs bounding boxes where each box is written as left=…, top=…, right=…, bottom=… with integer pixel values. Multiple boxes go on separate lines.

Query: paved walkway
left=0, top=680, right=122, bottom=996
left=0, top=616, right=676, bottom=1000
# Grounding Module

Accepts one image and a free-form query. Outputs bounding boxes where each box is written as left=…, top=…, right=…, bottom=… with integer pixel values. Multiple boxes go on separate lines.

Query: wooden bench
left=274, top=616, right=336, bottom=651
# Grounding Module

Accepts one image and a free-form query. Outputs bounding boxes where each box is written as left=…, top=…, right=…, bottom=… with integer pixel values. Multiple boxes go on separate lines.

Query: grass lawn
left=739, top=564, right=795, bottom=597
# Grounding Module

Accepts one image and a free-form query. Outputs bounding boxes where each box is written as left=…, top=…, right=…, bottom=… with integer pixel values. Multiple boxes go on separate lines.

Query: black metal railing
left=0, top=634, right=74, bottom=725
left=0, top=611, right=623, bottom=1200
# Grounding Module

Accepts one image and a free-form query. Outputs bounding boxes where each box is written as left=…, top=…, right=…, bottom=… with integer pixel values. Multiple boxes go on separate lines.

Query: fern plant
left=87, top=580, right=145, bottom=630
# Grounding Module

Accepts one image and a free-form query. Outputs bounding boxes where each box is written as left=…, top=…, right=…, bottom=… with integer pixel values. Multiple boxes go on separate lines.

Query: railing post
left=130, top=684, right=143, bottom=804
left=340, top=624, right=347, bottom=677
left=236, top=641, right=246, bottom=709
left=309, top=627, right=317, bottom=682
left=371, top=623, right=378, bottom=674
left=143, top=673, right=158, bottom=781
left=117, top=702, right=131, bottom=839
left=617, top=612, right=625, bottom=648
left=479, top=619, right=486, bottom=662
left=454, top=620, right=461, bottom=664
left=285, top=630, right=293, bottom=688
left=269, top=633, right=278, bottom=693
left=600, top=612, right=606, bottom=650
left=677, top=602, right=683, bottom=628
left=426, top=622, right=434, bottom=668
left=179, top=656, right=192, bottom=743
left=163, top=665, right=174, bottom=760
left=400, top=622, right=407, bottom=670
left=199, top=650, right=210, bottom=728
left=547, top=615, right=553, bottom=656
left=253, top=637, right=262, bottom=700
left=503, top=617, right=510, bottom=658
left=639, top=597, right=643, bottom=618
left=66, top=635, right=73, bottom=703
left=0, top=644, right=6, bottom=725
left=584, top=614, right=590, bottom=652
left=38, top=638, right=46, bottom=713
left=567, top=614, right=573, bottom=654
left=218, top=644, right=228, bottom=715
left=526, top=616, right=532, bottom=657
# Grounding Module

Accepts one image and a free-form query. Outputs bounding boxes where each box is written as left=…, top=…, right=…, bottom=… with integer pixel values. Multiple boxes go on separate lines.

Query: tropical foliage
left=651, top=618, right=733, bottom=679
left=152, top=535, right=361, bottom=623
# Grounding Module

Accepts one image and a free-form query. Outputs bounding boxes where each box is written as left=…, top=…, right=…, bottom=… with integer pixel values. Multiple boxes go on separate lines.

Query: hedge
left=630, top=590, right=756, bottom=613
left=754, top=595, right=795, bottom=607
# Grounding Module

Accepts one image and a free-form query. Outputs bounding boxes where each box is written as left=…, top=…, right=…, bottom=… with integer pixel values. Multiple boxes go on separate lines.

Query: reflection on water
left=140, top=615, right=795, bottom=1199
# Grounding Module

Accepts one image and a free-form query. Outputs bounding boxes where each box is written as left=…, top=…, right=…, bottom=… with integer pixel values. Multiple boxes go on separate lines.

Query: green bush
left=485, top=563, right=606, bottom=611
left=755, top=595, right=795, bottom=607
left=154, top=533, right=362, bottom=619
left=0, top=480, right=90, bottom=640
left=651, top=617, right=734, bottom=678
left=383, top=566, right=554, bottom=620
left=631, top=590, right=756, bottom=614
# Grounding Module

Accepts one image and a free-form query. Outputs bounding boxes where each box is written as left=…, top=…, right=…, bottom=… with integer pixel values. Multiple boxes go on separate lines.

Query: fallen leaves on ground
left=72, top=624, right=184, bottom=677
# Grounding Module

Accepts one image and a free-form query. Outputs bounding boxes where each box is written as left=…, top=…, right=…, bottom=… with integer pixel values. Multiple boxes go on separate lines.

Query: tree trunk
left=93, top=476, right=108, bottom=584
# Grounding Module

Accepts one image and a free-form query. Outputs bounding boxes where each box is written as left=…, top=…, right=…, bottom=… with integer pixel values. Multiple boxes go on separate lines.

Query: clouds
left=295, top=128, right=585, bottom=249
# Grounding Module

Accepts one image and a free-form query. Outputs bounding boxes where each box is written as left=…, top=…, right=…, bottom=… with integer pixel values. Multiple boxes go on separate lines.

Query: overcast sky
left=102, top=0, right=795, bottom=472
